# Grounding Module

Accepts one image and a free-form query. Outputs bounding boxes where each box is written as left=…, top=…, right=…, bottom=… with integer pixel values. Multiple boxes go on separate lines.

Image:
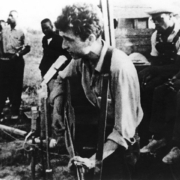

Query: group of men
left=1, top=2, right=180, bottom=179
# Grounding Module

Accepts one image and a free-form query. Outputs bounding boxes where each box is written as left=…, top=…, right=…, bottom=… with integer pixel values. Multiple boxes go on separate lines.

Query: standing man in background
left=0, top=10, right=30, bottom=122
left=39, top=18, right=70, bottom=78
left=39, top=18, right=71, bottom=139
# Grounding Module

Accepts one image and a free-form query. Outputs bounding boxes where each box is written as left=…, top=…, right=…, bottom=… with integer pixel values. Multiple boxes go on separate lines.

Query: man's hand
left=139, top=66, right=159, bottom=87
left=165, top=77, right=180, bottom=92
left=68, top=156, right=95, bottom=171
left=10, top=54, right=18, bottom=61
left=52, top=113, right=65, bottom=136
left=49, top=138, right=57, bottom=148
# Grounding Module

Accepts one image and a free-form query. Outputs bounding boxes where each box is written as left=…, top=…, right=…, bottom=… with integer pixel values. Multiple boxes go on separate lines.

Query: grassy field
left=23, top=29, right=43, bottom=88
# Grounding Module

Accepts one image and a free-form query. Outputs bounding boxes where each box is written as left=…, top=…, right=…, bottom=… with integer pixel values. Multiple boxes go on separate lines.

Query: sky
left=0, top=0, right=180, bottom=30
left=0, top=0, right=99, bottom=30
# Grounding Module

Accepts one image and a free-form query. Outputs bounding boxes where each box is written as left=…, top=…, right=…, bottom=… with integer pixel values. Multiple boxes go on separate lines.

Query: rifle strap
left=94, top=47, right=113, bottom=180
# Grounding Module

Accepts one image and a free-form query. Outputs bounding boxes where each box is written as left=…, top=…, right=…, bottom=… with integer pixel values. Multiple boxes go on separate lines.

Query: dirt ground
left=0, top=90, right=76, bottom=180
left=0, top=127, right=75, bottom=180
left=1, top=121, right=180, bottom=180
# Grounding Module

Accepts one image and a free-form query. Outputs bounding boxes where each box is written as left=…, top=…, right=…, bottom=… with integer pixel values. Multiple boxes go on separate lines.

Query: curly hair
left=55, top=3, right=104, bottom=41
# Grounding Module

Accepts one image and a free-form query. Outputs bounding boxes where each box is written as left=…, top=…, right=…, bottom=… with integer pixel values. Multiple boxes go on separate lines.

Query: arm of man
left=154, top=55, right=180, bottom=78
left=71, top=140, right=119, bottom=169
left=18, top=45, right=30, bottom=56
left=17, top=31, right=31, bottom=56
left=139, top=55, right=180, bottom=84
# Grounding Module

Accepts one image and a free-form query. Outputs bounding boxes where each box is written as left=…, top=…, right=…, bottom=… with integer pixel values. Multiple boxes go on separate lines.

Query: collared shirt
left=151, top=21, right=180, bottom=56
left=1, top=25, right=29, bottom=54
left=56, top=41, right=143, bottom=149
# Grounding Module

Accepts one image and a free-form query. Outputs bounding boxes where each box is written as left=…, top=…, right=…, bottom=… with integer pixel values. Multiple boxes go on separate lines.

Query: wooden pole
left=107, top=0, right=115, bottom=47
left=100, top=0, right=110, bottom=45
left=0, top=124, right=27, bottom=136
left=100, top=0, right=115, bottom=47
left=44, top=97, right=53, bottom=179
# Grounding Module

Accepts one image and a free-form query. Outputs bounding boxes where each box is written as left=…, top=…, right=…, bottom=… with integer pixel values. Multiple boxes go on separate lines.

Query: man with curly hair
left=50, top=2, right=143, bottom=179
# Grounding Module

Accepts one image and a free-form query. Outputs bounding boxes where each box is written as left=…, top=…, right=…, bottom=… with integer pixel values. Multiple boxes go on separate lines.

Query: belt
left=0, top=53, right=14, bottom=61
left=0, top=57, right=11, bottom=61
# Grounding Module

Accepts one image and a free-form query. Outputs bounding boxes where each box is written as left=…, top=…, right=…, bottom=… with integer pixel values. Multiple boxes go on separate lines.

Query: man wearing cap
left=140, top=7, right=180, bottom=86
left=140, top=7, right=180, bottom=163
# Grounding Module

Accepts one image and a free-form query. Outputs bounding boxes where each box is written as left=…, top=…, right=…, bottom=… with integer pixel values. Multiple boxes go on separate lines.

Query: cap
left=147, top=6, right=180, bottom=16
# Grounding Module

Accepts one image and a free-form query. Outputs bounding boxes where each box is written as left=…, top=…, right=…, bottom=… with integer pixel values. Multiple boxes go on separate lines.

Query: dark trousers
left=0, top=57, right=24, bottom=115
left=139, top=76, right=169, bottom=142
left=85, top=146, right=132, bottom=180
left=172, top=91, right=180, bottom=143
left=149, top=85, right=180, bottom=144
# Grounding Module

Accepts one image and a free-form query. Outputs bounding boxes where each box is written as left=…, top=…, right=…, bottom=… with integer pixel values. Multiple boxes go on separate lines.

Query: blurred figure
left=139, top=7, right=180, bottom=87
left=139, top=6, right=180, bottom=164
left=140, top=70, right=180, bottom=164
left=0, top=10, right=30, bottom=122
left=0, top=20, right=6, bottom=58
left=139, top=7, right=180, bottom=143
left=39, top=18, right=70, bottom=77
left=39, top=18, right=71, bottom=139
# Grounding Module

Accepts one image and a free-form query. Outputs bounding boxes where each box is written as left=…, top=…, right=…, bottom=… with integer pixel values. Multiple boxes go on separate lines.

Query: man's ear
left=88, top=34, right=96, bottom=45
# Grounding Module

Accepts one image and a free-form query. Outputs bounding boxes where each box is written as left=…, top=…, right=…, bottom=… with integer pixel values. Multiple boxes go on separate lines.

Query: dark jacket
left=39, top=32, right=70, bottom=77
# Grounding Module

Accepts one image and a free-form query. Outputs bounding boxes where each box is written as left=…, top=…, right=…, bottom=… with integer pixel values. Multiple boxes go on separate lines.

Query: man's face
left=152, top=13, right=172, bottom=31
left=7, top=12, right=17, bottom=25
left=41, top=22, right=53, bottom=37
left=60, top=30, right=90, bottom=59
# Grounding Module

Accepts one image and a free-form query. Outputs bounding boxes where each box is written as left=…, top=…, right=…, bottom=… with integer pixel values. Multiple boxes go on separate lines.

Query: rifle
left=31, top=135, right=36, bottom=180
left=39, top=103, right=46, bottom=180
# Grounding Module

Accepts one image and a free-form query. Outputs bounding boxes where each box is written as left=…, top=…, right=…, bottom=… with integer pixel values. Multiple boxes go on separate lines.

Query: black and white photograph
left=0, top=0, right=180, bottom=179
